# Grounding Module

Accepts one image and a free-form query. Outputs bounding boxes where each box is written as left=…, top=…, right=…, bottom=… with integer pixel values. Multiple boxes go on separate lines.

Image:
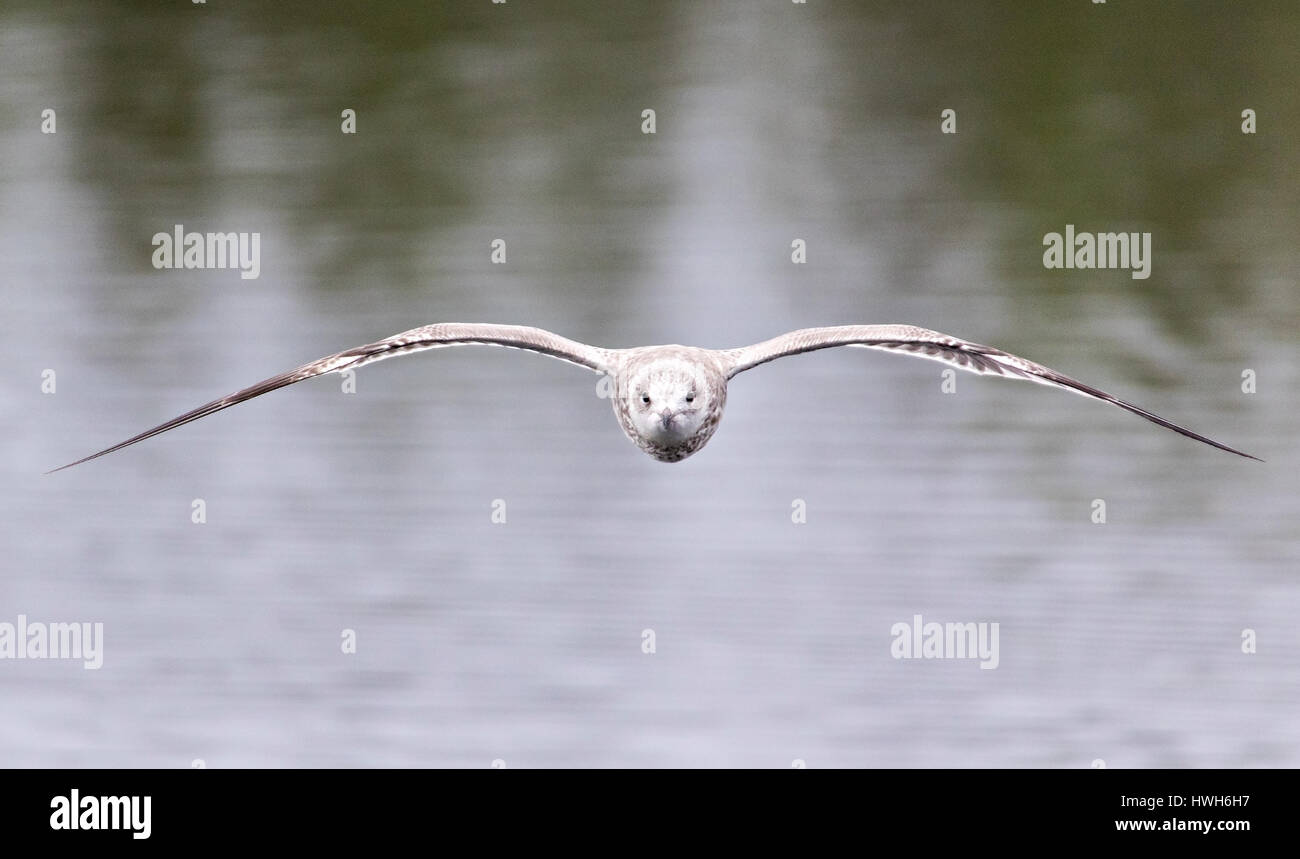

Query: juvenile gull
left=48, top=322, right=1260, bottom=471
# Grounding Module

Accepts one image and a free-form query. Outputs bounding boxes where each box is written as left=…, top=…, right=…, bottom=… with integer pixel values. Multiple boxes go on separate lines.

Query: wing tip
left=45, top=452, right=103, bottom=474
left=1184, top=431, right=1261, bottom=462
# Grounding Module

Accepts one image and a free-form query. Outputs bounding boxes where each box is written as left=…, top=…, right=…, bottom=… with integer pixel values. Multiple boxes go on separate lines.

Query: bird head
left=626, top=361, right=713, bottom=444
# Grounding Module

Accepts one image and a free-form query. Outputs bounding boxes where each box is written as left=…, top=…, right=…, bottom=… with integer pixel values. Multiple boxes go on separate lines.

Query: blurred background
left=1, top=0, right=1297, bottom=767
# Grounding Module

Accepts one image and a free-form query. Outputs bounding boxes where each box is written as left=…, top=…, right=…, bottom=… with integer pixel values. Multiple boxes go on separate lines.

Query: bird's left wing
left=722, top=324, right=1260, bottom=460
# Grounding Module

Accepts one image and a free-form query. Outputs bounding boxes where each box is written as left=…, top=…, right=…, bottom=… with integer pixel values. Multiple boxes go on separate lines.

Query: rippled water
left=2, top=1, right=1297, bottom=767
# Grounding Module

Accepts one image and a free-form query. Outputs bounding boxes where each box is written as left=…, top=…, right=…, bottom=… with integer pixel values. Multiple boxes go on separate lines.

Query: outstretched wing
left=723, top=324, right=1260, bottom=461
left=49, top=323, right=612, bottom=473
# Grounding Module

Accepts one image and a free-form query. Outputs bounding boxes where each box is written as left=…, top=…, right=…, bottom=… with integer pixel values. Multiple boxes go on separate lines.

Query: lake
left=1, top=0, right=1296, bottom=767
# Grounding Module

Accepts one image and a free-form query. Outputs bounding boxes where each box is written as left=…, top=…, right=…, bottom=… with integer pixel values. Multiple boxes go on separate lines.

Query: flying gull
left=48, top=323, right=1260, bottom=471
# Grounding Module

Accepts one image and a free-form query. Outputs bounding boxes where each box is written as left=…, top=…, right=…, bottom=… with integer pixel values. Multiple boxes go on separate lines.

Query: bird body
left=49, top=322, right=1260, bottom=472
left=611, top=346, right=729, bottom=462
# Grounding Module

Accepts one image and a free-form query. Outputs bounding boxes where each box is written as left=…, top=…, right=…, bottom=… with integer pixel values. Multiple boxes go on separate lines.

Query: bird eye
left=640, top=393, right=650, bottom=405
left=685, top=392, right=695, bottom=403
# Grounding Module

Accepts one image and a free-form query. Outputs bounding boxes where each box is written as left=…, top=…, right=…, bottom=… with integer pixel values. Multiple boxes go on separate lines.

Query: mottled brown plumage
left=49, top=322, right=1259, bottom=472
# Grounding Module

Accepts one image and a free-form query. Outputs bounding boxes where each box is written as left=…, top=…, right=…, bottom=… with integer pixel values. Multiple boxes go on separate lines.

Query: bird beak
left=658, top=408, right=675, bottom=429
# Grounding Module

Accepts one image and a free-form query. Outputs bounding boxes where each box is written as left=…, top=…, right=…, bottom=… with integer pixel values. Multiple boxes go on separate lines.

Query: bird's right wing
left=49, top=323, right=613, bottom=472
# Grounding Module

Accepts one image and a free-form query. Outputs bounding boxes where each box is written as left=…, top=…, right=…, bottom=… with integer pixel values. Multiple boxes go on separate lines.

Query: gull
left=48, top=322, right=1260, bottom=472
